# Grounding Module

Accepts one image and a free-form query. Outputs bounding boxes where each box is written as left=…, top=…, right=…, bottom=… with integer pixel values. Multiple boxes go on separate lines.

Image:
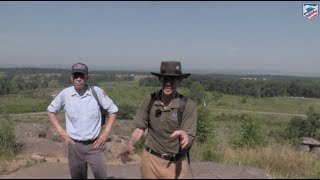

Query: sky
left=0, top=1, right=319, bottom=76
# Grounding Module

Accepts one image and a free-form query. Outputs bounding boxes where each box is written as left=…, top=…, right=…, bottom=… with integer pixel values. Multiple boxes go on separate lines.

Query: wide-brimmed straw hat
left=150, top=61, right=190, bottom=79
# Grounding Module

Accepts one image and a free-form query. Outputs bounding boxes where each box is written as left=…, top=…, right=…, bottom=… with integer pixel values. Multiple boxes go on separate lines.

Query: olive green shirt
left=134, top=91, right=197, bottom=155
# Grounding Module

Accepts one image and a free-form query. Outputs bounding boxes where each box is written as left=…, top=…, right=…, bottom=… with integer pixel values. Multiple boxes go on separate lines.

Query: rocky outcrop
left=298, top=137, right=320, bottom=157
left=6, top=122, right=273, bottom=179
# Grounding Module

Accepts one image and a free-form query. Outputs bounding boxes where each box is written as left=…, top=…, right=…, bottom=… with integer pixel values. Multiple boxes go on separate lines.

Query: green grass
left=0, top=95, right=51, bottom=114
left=0, top=119, right=15, bottom=160
left=100, top=81, right=159, bottom=107
left=208, top=94, right=320, bottom=115
left=99, top=81, right=191, bottom=107
left=3, top=80, right=320, bottom=178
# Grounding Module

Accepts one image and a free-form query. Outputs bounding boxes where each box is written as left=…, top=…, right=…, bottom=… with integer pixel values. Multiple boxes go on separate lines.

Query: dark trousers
left=68, top=142, right=107, bottom=179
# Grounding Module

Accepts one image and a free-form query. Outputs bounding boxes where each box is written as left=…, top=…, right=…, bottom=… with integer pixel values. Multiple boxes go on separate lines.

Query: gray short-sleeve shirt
left=134, top=91, right=197, bottom=155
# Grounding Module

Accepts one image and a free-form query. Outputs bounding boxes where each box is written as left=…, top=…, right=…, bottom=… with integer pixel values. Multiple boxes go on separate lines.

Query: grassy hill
left=2, top=76, right=320, bottom=178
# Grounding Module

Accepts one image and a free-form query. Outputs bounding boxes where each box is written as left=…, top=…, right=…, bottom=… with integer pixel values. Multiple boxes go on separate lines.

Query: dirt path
left=6, top=108, right=306, bottom=118
left=0, top=161, right=272, bottom=179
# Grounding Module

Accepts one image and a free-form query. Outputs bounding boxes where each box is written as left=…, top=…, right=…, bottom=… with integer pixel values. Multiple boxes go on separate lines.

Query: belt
left=145, top=146, right=186, bottom=161
left=72, top=138, right=98, bottom=145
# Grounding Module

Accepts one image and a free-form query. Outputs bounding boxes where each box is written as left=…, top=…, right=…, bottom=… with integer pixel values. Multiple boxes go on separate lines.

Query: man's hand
left=117, top=143, right=134, bottom=164
left=48, top=112, right=75, bottom=145
left=58, top=128, right=75, bottom=145
left=170, top=130, right=189, bottom=149
left=117, top=128, right=145, bottom=164
left=93, top=133, right=108, bottom=148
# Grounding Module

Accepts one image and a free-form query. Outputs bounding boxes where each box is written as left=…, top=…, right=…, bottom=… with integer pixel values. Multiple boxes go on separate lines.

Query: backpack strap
left=91, top=86, right=102, bottom=107
left=146, top=91, right=159, bottom=128
left=177, top=94, right=188, bottom=126
left=147, top=92, right=158, bottom=117
left=176, top=94, right=191, bottom=165
left=90, top=86, right=106, bottom=126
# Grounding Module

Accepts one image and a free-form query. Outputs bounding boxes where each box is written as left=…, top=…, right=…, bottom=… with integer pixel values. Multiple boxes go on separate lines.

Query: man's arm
left=117, top=127, right=145, bottom=163
left=47, top=111, right=75, bottom=144
left=93, top=113, right=117, bottom=148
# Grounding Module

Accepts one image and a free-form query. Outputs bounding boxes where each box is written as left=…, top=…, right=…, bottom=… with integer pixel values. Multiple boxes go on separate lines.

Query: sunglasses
left=73, top=73, right=86, bottom=79
left=160, top=77, right=180, bottom=83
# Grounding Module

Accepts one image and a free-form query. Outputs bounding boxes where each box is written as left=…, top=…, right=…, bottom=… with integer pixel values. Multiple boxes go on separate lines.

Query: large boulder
left=299, top=137, right=320, bottom=146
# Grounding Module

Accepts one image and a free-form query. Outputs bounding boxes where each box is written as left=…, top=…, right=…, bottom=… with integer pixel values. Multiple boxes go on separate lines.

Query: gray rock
left=299, top=137, right=320, bottom=146
left=298, top=144, right=310, bottom=152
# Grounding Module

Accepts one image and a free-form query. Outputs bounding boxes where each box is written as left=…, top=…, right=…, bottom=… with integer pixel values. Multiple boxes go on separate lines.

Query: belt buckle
left=161, top=153, right=175, bottom=161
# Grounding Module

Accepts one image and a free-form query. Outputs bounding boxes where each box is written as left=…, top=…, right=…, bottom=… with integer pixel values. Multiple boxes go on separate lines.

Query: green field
left=0, top=71, right=4, bottom=78
left=2, top=79, right=320, bottom=178
left=2, top=79, right=320, bottom=119
left=100, top=81, right=159, bottom=107
left=208, top=94, right=320, bottom=115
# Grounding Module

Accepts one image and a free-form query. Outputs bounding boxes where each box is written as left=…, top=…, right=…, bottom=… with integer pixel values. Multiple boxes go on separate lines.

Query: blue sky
left=0, top=1, right=319, bottom=75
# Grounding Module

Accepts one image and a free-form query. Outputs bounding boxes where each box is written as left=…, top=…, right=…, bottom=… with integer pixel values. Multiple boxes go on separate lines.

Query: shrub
left=117, top=104, right=137, bottom=120
left=0, top=119, right=16, bottom=159
left=283, top=116, right=308, bottom=140
left=231, top=114, right=266, bottom=147
left=283, top=106, right=320, bottom=141
left=240, top=96, right=247, bottom=103
left=196, top=106, right=214, bottom=143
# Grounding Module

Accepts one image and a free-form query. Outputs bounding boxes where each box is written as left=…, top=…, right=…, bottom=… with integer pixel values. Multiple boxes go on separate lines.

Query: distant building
left=241, top=77, right=257, bottom=81
left=241, top=77, right=268, bottom=81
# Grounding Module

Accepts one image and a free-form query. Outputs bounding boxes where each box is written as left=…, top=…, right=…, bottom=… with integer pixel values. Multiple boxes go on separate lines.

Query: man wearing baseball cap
left=47, top=62, right=118, bottom=179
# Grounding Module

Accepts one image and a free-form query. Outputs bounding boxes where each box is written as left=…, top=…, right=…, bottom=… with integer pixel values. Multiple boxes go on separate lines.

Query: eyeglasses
left=73, top=73, right=86, bottom=79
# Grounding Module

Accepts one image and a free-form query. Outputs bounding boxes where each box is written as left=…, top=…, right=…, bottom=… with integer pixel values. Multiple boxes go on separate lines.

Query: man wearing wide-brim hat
left=118, top=61, right=197, bottom=179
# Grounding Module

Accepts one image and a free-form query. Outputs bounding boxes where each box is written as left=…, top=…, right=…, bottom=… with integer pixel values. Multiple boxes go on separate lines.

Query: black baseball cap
left=71, top=63, right=88, bottom=75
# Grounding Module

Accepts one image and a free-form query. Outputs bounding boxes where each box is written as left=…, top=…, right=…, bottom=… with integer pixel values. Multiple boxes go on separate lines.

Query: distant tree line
left=139, top=74, right=320, bottom=98
left=0, top=68, right=134, bottom=95
left=2, top=67, right=320, bottom=98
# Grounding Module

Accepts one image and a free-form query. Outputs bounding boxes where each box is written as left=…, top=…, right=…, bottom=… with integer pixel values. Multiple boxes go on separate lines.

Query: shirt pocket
left=165, top=110, right=180, bottom=132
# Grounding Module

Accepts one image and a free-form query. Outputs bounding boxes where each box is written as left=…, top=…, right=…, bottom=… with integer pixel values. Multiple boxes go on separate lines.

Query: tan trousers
left=140, top=149, right=187, bottom=179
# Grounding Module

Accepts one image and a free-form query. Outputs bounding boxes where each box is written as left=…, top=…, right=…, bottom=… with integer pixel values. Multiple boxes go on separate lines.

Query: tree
left=283, top=116, right=309, bottom=140
left=288, top=80, right=302, bottom=97
left=212, top=91, right=223, bottom=104
left=196, top=106, right=214, bottom=143
left=0, top=74, right=11, bottom=95
left=189, top=82, right=206, bottom=105
left=305, top=107, right=320, bottom=139
left=283, top=106, right=320, bottom=141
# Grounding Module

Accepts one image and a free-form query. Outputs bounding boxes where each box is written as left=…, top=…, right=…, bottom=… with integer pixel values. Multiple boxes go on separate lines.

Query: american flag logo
left=303, top=3, right=318, bottom=20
